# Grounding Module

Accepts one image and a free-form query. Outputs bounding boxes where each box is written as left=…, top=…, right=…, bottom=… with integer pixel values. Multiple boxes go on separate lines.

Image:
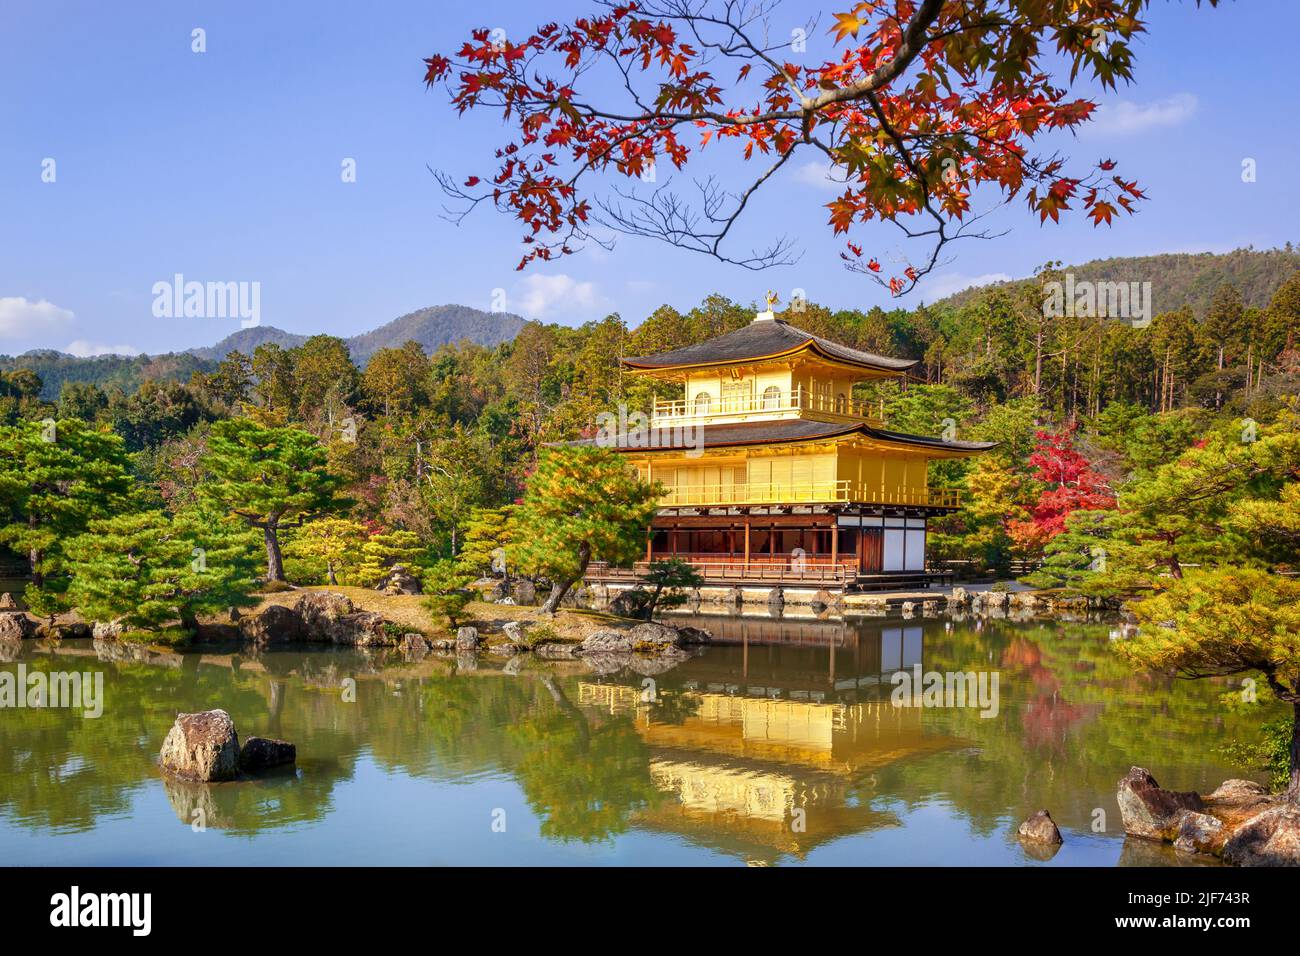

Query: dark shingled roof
left=622, top=318, right=918, bottom=373
left=564, top=418, right=995, bottom=454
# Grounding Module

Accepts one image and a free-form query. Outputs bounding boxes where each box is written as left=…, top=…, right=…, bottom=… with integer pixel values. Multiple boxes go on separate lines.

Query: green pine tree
left=199, top=418, right=350, bottom=582
left=0, top=418, right=134, bottom=614
left=513, top=446, right=660, bottom=613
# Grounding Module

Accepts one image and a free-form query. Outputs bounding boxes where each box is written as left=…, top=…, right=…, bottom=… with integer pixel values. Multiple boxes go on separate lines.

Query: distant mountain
left=2, top=304, right=529, bottom=400
left=343, top=305, right=525, bottom=365
left=187, top=325, right=307, bottom=361
left=931, top=246, right=1300, bottom=316
left=189, top=304, right=526, bottom=365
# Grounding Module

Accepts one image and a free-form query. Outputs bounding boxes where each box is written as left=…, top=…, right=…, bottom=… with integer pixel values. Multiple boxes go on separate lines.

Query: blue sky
left=1, top=0, right=1296, bottom=358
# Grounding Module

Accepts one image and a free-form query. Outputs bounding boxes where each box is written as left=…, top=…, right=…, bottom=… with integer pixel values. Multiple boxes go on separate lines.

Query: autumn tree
left=457, top=505, right=516, bottom=578
left=1006, top=423, right=1113, bottom=553
left=199, top=418, right=350, bottom=582
left=514, top=446, right=660, bottom=613
left=286, top=517, right=368, bottom=585
left=424, top=1, right=1202, bottom=293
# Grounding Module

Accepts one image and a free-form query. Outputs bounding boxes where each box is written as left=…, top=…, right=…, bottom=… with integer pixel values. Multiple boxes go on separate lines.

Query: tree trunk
left=541, top=578, right=574, bottom=614
left=1287, top=701, right=1300, bottom=803
left=327, top=562, right=338, bottom=585
left=264, top=525, right=286, bottom=582
left=540, top=541, right=591, bottom=614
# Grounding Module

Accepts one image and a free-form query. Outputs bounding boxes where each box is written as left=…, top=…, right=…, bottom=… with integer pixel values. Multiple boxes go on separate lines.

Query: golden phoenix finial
left=764, top=289, right=780, bottom=310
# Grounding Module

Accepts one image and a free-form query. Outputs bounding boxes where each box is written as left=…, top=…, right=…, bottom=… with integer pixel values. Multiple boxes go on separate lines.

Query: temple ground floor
left=588, top=503, right=953, bottom=592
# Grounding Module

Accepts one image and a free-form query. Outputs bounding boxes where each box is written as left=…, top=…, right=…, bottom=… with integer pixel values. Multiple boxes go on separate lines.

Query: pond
left=0, top=611, right=1275, bottom=866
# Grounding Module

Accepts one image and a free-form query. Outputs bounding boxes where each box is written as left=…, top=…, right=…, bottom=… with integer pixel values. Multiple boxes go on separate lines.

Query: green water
left=0, top=612, right=1275, bottom=866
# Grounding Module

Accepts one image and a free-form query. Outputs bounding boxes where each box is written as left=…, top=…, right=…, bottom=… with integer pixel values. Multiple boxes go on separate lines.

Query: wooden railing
left=656, top=481, right=962, bottom=509
left=652, top=386, right=885, bottom=426
left=590, top=557, right=859, bottom=584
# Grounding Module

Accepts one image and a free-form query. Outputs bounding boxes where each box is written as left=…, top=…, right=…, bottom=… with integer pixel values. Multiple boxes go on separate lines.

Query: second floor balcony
left=652, top=386, right=885, bottom=426
left=653, top=479, right=961, bottom=510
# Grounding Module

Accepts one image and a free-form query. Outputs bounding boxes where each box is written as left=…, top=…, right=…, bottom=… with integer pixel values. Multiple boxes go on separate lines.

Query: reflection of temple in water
left=578, top=616, right=962, bottom=862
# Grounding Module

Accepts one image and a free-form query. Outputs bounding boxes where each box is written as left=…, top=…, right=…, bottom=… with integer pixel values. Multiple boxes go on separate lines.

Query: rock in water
left=238, top=736, right=297, bottom=773
left=627, top=622, right=682, bottom=648
left=456, top=626, right=481, bottom=649
left=0, top=611, right=36, bottom=641
left=159, top=710, right=241, bottom=782
left=578, top=629, right=634, bottom=654
left=1116, top=767, right=1204, bottom=839
left=502, top=621, right=526, bottom=644
left=1017, top=809, right=1064, bottom=844
left=1222, top=804, right=1300, bottom=867
left=238, top=603, right=303, bottom=645
left=1172, top=812, right=1224, bottom=855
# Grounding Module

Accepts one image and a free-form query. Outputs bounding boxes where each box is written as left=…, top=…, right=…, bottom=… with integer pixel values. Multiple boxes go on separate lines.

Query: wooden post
left=831, top=521, right=839, bottom=568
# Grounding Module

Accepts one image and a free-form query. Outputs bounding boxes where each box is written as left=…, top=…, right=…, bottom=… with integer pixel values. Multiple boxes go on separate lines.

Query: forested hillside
left=935, top=246, right=1300, bottom=316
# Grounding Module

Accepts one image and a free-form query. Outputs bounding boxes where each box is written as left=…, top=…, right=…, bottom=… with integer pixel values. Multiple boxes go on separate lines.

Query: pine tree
left=0, top=418, right=134, bottom=614
left=513, top=446, right=660, bottom=613
left=422, top=559, right=473, bottom=627
left=457, top=506, right=516, bottom=578
left=285, top=517, right=367, bottom=584
left=65, top=507, right=259, bottom=638
left=358, top=529, right=429, bottom=587
left=1122, top=569, right=1300, bottom=801
left=199, top=418, right=350, bottom=582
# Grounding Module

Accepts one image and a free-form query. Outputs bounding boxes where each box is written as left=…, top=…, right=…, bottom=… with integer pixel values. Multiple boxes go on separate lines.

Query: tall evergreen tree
left=200, top=418, right=349, bottom=582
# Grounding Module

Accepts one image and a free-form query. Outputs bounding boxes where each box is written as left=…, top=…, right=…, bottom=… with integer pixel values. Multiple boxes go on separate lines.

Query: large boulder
left=502, top=621, right=527, bottom=644
left=0, top=611, right=36, bottom=641
left=238, top=603, right=303, bottom=645
left=0, top=592, right=18, bottom=610
left=627, top=622, right=682, bottom=649
left=238, top=736, right=297, bottom=773
left=294, top=593, right=390, bottom=646
left=578, top=629, right=634, bottom=654
left=1222, top=804, right=1300, bottom=867
left=947, top=587, right=969, bottom=606
left=1017, top=809, right=1063, bottom=845
left=159, top=710, right=241, bottom=782
left=376, top=564, right=422, bottom=596
left=401, top=633, right=431, bottom=660
left=456, top=626, right=481, bottom=650
left=91, top=620, right=124, bottom=642
left=675, top=625, right=712, bottom=646
left=1116, top=767, right=1204, bottom=839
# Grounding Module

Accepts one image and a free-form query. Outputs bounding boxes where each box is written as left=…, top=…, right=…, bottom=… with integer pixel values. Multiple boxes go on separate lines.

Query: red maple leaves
left=424, top=1, right=1174, bottom=288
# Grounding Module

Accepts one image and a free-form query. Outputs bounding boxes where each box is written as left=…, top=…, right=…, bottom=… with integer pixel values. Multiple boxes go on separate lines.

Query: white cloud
left=793, top=160, right=850, bottom=192
left=64, top=340, right=141, bottom=358
left=917, top=272, right=1012, bottom=301
left=516, top=274, right=610, bottom=320
left=0, top=296, right=74, bottom=339
left=1086, top=93, right=1198, bottom=136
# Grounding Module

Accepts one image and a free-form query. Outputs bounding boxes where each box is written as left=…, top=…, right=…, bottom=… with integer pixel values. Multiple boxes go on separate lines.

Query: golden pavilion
left=588, top=302, right=993, bottom=591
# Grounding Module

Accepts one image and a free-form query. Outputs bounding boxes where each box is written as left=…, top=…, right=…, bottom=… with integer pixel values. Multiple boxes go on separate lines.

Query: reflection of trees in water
left=5, top=617, right=1283, bottom=850
left=863, top=619, right=1282, bottom=837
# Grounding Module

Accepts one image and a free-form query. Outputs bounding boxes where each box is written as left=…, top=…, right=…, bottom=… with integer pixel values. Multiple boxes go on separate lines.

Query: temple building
left=587, top=303, right=993, bottom=591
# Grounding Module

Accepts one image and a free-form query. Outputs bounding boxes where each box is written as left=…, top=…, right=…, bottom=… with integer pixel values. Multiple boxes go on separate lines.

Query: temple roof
left=622, top=318, right=918, bottom=374
left=567, top=417, right=995, bottom=454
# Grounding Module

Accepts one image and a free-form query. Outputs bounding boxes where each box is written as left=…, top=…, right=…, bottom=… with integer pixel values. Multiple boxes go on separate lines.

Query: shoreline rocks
left=1117, top=766, right=1299, bottom=866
